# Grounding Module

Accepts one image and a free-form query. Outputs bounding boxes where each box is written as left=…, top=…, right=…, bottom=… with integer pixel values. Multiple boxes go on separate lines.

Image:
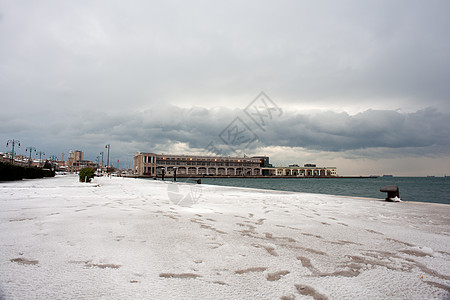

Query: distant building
left=304, top=163, right=316, bottom=167
left=252, top=156, right=273, bottom=176
left=0, top=152, right=10, bottom=163
left=67, top=150, right=98, bottom=173
left=262, top=165, right=337, bottom=177
left=133, top=152, right=337, bottom=177
left=252, top=156, right=272, bottom=167
left=74, top=150, right=84, bottom=161
left=134, top=152, right=262, bottom=177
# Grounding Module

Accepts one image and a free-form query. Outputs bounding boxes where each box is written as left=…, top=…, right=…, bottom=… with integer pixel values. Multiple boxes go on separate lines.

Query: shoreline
left=134, top=176, right=450, bottom=206
left=126, top=175, right=378, bottom=179
left=2, top=175, right=449, bottom=206
left=146, top=176, right=450, bottom=207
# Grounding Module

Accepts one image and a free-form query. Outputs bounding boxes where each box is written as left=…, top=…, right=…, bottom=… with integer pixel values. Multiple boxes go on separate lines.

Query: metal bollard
left=380, top=185, right=400, bottom=201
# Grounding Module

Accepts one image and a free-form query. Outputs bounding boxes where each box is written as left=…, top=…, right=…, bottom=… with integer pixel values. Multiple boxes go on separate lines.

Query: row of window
left=275, top=170, right=333, bottom=175
left=142, top=166, right=261, bottom=174
left=163, top=167, right=260, bottom=170
left=155, top=161, right=259, bottom=167
left=155, top=157, right=259, bottom=163
left=158, top=168, right=261, bottom=175
left=143, top=166, right=155, bottom=174
left=143, top=156, right=156, bottom=164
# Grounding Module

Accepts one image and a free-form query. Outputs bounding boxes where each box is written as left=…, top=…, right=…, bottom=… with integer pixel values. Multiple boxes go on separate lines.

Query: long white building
left=262, top=165, right=337, bottom=177
left=133, top=152, right=337, bottom=177
left=133, top=152, right=263, bottom=177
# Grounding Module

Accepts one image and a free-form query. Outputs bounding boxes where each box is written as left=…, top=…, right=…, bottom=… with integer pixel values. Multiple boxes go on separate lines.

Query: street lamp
left=6, top=139, right=20, bottom=164
left=105, top=144, right=110, bottom=176
left=26, top=146, right=36, bottom=167
left=96, top=156, right=101, bottom=173
left=100, top=151, right=104, bottom=173
left=49, top=155, right=58, bottom=171
left=37, top=151, right=45, bottom=167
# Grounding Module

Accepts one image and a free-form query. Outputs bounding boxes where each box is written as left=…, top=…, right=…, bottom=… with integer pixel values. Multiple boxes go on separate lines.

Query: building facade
left=134, top=152, right=263, bottom=177
left=67, top=150, right=98, bottom=173
left=262, top=164, right=337, bottom=177
left=133, top=152, right=337, bottom=177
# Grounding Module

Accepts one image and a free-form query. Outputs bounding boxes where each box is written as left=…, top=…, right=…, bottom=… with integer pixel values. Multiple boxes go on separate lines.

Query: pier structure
left=133, top=152, right=337, bottom=178
left=133, top=152, right=262, bottom=177
left=262, top=165, right=337, bottom=177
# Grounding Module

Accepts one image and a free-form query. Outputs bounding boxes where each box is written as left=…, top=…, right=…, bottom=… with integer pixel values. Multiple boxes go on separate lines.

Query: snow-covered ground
left=0, top=175, right=449, bottom=299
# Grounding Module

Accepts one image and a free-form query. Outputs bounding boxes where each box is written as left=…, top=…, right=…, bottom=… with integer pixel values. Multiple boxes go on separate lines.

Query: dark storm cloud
left=264, top=108, right=450, bottom=152
left=119, top=107, right=450, bottom=155
left=3, top=105, right=448, bottom=164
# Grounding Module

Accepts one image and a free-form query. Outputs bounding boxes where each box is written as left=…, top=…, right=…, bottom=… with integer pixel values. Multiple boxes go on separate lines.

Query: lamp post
left=96, top=156, right=101, bottom=173
left=37, top=151, right=45, bottom=167
left=6, top=139, right=20, bottom=164
left=105, top=144, right=110, bottom=176
left=26, top=146, right=36, bottom=167
left=50, top=155, right=58, bottom=171
left=100, top=151, right=104, bottom=173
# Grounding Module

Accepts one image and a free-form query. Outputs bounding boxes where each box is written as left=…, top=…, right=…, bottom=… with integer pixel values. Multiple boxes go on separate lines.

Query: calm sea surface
left=178, top=177, right=450, bottom=205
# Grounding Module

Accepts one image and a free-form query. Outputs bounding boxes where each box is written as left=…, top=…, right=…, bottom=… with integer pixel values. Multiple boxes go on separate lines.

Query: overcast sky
left=1, top=0, right=449, bottom=176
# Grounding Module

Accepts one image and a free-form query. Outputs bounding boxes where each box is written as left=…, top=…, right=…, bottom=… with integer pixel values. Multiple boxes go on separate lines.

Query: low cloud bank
left=2, top=105, right=449, bottom=164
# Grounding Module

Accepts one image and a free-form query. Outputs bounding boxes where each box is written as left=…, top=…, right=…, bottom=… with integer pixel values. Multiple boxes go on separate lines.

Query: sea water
left=183, top=177, right=450, bottom=205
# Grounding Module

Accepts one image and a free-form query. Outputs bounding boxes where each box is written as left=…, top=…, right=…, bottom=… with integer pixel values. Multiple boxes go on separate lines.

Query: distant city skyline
left=1, top=1, right=450, bottom=176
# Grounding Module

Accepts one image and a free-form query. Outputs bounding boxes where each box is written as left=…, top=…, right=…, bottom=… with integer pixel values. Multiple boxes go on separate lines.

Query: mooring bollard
left=380, top=185, right=400, bottom=202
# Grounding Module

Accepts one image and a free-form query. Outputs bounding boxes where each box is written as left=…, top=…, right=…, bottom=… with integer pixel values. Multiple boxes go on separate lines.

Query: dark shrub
left=0, top=162, right=55, bottom=181
left=79, top=168, right=95, bottom=182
